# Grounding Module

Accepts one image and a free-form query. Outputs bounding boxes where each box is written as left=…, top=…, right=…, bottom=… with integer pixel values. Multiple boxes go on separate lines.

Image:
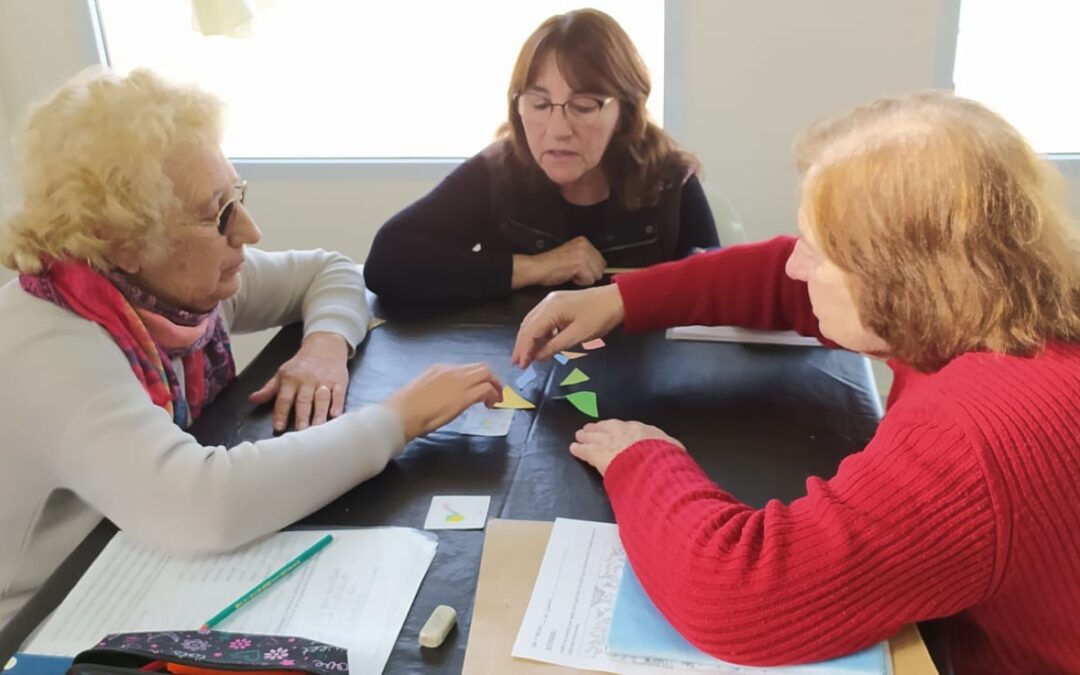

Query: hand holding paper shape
left=559, top=368, right=590, bottom=386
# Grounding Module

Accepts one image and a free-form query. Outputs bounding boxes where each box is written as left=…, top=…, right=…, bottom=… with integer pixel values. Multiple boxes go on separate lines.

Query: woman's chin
left=540, top=165, right=585, bottom=186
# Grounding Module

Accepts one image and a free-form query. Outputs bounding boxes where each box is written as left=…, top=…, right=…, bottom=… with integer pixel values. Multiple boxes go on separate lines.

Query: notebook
left=607, top=565, right=890, bottom=675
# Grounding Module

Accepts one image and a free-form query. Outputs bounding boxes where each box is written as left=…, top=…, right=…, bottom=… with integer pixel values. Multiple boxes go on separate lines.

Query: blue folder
left=607, top=565, right=888, bottom=674
left=3, top=654, right=72, bottom=675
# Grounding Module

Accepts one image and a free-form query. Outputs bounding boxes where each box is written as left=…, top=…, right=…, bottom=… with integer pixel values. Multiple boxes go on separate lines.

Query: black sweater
left=364, top=152, right=718, bottom=300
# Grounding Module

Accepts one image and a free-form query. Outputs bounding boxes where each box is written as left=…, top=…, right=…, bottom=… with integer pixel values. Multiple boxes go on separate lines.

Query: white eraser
left=419, top=604, right=457, bottom=648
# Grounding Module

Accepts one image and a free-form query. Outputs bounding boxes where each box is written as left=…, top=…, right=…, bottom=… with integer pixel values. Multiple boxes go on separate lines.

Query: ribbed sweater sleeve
left=603, top=395, right=1001, bottom=666
left=614, top=236, right=825, bottom=340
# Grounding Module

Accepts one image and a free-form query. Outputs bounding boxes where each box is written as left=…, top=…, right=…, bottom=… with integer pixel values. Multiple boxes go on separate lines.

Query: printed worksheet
left=25, top=528, right=437, bottom=675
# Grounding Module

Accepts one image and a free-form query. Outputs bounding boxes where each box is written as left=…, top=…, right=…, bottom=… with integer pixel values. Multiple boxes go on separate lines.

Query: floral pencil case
left=67, top=631, right=348, bottom=675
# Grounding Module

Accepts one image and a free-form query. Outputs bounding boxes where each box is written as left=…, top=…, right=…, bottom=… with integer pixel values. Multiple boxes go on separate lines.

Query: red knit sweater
left=610, top=237, right=1080, bottom=674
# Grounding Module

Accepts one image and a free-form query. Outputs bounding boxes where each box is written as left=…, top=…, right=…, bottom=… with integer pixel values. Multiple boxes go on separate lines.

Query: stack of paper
left=608, top=565, right=888, bottom=674
left=23, top=528, right=437, bottom=675
left=513, top=519, right=888, bottom=675
left=666, top=325, right=821, bottom=347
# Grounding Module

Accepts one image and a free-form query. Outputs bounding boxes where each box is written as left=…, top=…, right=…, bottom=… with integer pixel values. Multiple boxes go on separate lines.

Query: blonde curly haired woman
left=0, top=68, right=501, bottom=626
left=512, top=91, right=1080, bottom=674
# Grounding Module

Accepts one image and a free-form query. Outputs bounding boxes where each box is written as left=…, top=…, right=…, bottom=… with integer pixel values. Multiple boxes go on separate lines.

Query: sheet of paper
left=582, top=339, right=606, bottom=351
left=665, top=326, right=821, bottom=347
left=424, top=495, right=492, bottom=530
left=515, top=366, right=539, bottom=389
left=456, top=404, right=516, bottom=436
left=561, top=351, right=588, bottom=360
left=513, top=519, right=745, bottom=674
left=24, top=528, right=436, bottom=675
left=608, top=566, right=888, bottom=674
left=553, top=353, right=570, bottom=365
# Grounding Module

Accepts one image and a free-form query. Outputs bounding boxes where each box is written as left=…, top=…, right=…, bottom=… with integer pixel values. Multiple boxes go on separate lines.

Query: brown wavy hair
left=495, top=8, right=698, bottom=210
left=797, top=90, right=1080, bottom=372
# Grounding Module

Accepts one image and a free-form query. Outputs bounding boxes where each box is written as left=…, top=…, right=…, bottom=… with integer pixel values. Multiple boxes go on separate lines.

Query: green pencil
left=200, top=533, right=334, bottom=631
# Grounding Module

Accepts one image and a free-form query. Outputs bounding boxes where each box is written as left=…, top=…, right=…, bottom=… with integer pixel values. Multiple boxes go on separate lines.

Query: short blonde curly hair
left=797, top=90, right=1080, bottom=372
left=0, top=67, right=225, bottom=274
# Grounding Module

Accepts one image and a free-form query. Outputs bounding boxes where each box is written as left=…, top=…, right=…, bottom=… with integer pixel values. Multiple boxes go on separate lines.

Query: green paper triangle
left=565, top=391, right=598, bottom=418
left=559, top=367, right=590, bottom=386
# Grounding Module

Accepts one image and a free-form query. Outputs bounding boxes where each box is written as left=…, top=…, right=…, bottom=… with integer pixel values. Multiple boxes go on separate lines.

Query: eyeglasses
left=515, top=92, right=614, bottom=127
left=196, top=179, right=247, bottom=236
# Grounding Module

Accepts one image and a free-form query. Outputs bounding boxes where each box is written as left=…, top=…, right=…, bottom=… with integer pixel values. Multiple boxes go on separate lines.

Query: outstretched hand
left=570, top=419, right=685, bottom=476
left=511, top=284, right=625, bottom=367
left=385, top=363, right=503, bottom=442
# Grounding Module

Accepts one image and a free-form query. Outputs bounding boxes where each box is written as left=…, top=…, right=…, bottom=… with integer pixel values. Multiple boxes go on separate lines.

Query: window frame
left=88, top=0, right=682, bottom=179
left=944, top=0, right=1080, bottom=168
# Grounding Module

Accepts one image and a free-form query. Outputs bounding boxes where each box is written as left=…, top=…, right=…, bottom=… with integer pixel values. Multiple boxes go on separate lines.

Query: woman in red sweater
left=511, top=91, right=1080, bottom=674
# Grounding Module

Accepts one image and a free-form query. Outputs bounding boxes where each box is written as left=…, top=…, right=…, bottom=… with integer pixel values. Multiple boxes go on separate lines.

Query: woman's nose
left=545, top=107, right=574, bottom=137
left=785, top=240, right=809, bottom=281
left=229, top=204, right=261, bottom=247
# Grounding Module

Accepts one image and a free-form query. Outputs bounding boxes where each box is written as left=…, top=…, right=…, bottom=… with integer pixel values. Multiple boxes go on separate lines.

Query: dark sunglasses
left=202, top=179, right=248, bottom=235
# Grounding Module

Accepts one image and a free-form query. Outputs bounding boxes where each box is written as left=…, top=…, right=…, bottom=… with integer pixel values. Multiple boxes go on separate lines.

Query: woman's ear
left=107, top=247, right=142, bottom=275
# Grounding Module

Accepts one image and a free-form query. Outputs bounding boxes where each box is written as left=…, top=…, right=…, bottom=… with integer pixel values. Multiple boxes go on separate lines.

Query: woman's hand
left=570, top=419, right=685, bottom=476
left=512, top=236, right=607, bottom=289
left=511, top=284, right=625, bottom=367
left=250, top=331, right=350, bottom=432
left=385, top=363, right=503, bottom=442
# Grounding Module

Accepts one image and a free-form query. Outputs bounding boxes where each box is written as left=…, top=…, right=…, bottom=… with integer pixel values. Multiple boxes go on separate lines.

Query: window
left=953, top=0, right=1080, bottom=155
left=95, top=1, right=665, bottom=159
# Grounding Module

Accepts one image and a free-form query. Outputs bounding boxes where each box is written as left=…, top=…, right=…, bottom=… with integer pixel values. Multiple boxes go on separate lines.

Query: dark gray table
left=1, top=288, right=915, bottom=673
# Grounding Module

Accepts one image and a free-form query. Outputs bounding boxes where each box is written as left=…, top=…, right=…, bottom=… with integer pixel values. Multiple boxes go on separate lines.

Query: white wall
left=0, top=87, right=14, bottom=288
left=674, top=0, right=948, bottom=237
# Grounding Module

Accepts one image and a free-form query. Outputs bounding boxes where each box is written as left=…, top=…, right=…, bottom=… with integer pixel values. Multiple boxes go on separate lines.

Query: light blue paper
left=553, top=353, right=570, bottom=364
left=607, top=565, right=888, bottom=674
left=515, top=365, right=538, bottom=389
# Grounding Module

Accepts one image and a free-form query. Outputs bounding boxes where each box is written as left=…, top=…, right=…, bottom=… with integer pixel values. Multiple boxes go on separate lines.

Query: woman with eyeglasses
left=0, top=68, right=501, bottom=626
left=363, top=8, right=719, bottom=300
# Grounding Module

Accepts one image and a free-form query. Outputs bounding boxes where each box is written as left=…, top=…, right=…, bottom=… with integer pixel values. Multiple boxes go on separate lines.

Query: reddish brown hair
left=797, top=91, right=1080, bottom=371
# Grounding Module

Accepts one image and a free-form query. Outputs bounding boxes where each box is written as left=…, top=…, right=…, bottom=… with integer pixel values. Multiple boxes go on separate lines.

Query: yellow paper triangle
left=494, top=385, right=536, bottom=410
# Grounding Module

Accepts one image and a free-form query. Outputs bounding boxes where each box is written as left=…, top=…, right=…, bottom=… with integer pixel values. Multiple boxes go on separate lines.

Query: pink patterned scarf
left=20, top=260, right=235, bottom=427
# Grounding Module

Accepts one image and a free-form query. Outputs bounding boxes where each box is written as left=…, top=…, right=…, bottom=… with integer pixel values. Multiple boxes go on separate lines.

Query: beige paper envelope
left=463, top=519, right=939, bottom=675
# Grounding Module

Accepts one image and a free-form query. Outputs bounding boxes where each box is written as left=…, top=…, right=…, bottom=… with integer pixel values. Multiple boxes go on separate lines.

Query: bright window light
left=953, top=0, right=1080, bottom=154
left=95, top=1, right=665, bottom=159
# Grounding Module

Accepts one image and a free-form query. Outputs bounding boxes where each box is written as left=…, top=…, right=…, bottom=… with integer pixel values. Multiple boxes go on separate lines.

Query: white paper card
left=424, top=495, right=491, bottom=530
left=457, top=405, right=515, bottom=436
